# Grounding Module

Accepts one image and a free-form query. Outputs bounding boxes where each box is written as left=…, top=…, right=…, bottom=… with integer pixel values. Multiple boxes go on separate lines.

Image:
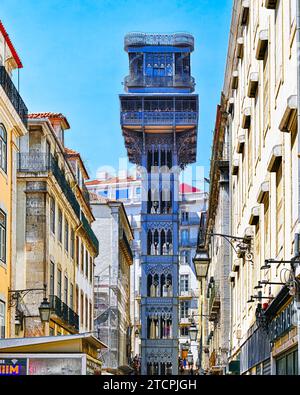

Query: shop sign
left=28, top=358, right=82, bottom=375
left=269, top=302, right=296, bottom=342
left=0, top=359, right=27, bottom=375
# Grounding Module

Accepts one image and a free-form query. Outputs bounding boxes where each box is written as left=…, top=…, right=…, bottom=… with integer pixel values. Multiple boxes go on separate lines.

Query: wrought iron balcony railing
left=18, top=153, right=99, bottom=254
left=124, top=75, right=195, bottom=90
left=0, top=66, right=28, bottom=128
left=49, top=295, right=79, bottom=331
left=81, top=183, right=90, bottom=206
left=18, top=153, right=81, bottom=218
left=81, top=213, right=99, bottom=253
left=121, top=111, right=198, bottom=126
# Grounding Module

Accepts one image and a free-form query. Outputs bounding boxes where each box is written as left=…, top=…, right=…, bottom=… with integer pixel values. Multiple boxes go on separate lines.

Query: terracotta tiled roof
left=64, top=147, right=89, bottom=179
left=0, top=21, right=23, bottom=68
left=179, top=183, right=201, bottom=193
left=28, top=113, right=70, bottom=129
left=65, top=147, right=79, bottom=157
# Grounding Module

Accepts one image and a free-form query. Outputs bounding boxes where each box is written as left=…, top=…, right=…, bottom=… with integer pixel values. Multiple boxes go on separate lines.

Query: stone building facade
left=15, top=113, right=98, bottom=338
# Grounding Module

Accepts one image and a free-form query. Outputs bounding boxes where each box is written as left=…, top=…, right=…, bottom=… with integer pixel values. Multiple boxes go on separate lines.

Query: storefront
left=268, top=299, right=298, bottom=375
left=0, top=333, right=107, bottom=375
left=238, top=324, right=271, bottom=375
left=263, top=286, right=298, bottom=375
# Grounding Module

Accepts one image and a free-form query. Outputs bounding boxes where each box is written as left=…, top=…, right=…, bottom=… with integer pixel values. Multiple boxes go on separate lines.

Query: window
left=275, top=1, right=283, bottom=85
left=135, top=187, right=141, bottom=196
left=180, top=326, right=189, bottom=337
left=90, top=257, right=93, bottom=283
left=180, top=250, right=190, bottom=265
left=276, top=162, right=283, bottom=254
left=180, top=301, right=190, bottom=319
left=64, top=276, right=68, bottom=305
left=0, top=124, right=7, bottom=173
left=85, top=296, right=88, bottom=330
left=50, top=261, right=55, bottom=296
left=180, top=274, right=189, bottom=293
left=76, top=286, right=79, bottom=313
left=116, top=189, right=128, bottom=200
left=98, top=189, right=108, bottom=197
left=70, top=229, right=75, bottom=259
left=65, top=219, right=69, bottom=252
left=85, top=250, right=89, bottom=278
left=264, top=195, right=270, bottom=259
left=276, top=350, right=298, bottom=375
left=70, top=283, right=74, bottom=310
left=76, top=236, right=79, bottom=266
left=263, top=48, right=270, bottom=133
left=50, top=197, right=55, bottom=234
left=58, top=208, right=63, bottom=243
left=57, top=269, right=62, bottom=299
left=0, top=301, right=5, bottom=338
left=89, top=302, right=92, bottom=331
left=81, top=242, right=84, bottom=272
left=181, top=229, right=189, bottom=244
left=0, top=210, right=6, bottom=264
left=80, top=292, right=84, bottom=326
left=181, top=211, right=189, bottom=222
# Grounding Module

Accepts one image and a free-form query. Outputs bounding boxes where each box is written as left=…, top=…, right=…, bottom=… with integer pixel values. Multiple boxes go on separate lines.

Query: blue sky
left=2, top=0, right=232, bottom=181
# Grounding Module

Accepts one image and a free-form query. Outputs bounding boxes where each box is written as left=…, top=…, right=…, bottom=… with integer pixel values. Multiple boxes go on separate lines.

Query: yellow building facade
left=0, top=21, right=28, bottom=339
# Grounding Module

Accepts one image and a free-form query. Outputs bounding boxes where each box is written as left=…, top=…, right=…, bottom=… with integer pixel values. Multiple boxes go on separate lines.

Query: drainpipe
left=296, top=0, right=300, bottom=376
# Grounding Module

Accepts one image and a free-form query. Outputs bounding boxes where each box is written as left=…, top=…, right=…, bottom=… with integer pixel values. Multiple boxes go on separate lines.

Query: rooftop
left=124, top=32, right=194, bottom=51
left=0, top=20, right=23, bottom=68
left=28, top=112, right=70, bottom=129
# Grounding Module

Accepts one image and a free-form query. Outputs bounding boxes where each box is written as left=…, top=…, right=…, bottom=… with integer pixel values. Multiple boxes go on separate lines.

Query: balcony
left=18, top=153, right=81, bottom=218
left=0, top=66, right=28, bottom=128
left=49, top=295, right=79, bottom=331
left=124, top=75, right=195, bottom=90
left=180, top=237, right=198, bottom=248
left=119, top=230, right=133, bottom=262
left=121, top=110, right=198, bottom=127
left=208, top=283, right=221, bottom=321
left=18, top=153, right=99, bottom=254
left=81, top=183, right=90, bottom=206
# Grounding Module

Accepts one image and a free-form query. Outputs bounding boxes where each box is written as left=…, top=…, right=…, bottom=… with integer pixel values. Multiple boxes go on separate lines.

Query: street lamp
left=193, top=248, right=210, bottom=279
left=189, top=322, right=198, bottom=342
left=9, top=285, right=51, bottom=332
left=38, top=297, right=51, bottom=323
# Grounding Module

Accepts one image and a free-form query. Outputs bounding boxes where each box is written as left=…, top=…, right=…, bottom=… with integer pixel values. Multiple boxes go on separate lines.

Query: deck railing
left=0, top=66, right=28, bottom=128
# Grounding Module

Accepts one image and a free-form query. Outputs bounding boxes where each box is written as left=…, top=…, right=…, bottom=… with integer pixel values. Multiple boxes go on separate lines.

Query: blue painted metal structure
left=120, top=32, right=198, bottom=375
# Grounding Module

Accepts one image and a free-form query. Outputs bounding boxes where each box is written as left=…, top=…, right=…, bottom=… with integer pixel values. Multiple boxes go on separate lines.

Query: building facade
left=198, top=0, right=299, bottom=375
left=15, top=113, right=98, bottom=338
left=91, top=197, right=133, bottom=369
left=0, top=21, right=28, bottom=340
left=119, top=32, right=198, bottom=375
left=87, top=175, right=207, bottom=368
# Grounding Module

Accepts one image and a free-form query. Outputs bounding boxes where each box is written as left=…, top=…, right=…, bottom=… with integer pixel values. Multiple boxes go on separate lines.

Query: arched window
left=0, top=124, right=7, bottom=173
